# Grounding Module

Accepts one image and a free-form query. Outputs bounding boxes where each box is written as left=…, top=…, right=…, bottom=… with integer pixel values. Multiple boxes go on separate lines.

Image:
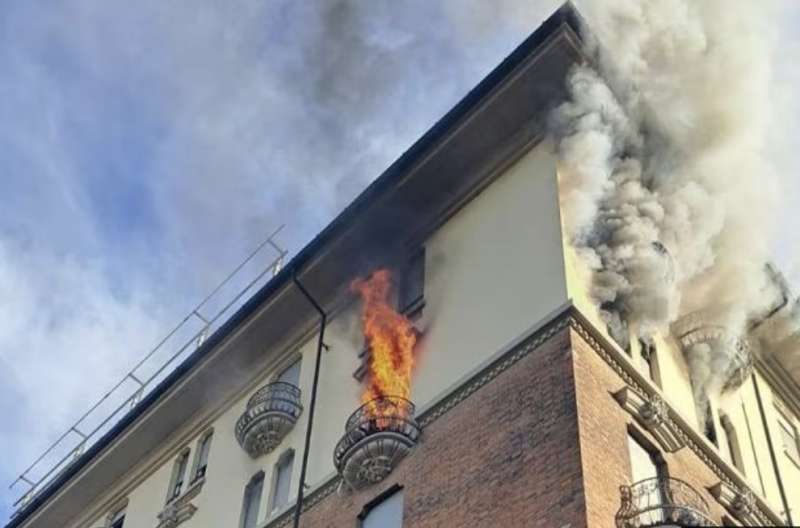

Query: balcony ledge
left=235, top=382, right=303, bottom=458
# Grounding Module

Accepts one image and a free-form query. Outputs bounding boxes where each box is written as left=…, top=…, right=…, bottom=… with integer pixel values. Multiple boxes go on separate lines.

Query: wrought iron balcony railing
left=616, top=477, right=716, bottom=528
left=235, top=381, right=303, bottom=458
left=334, top=396, right=420, bottom=490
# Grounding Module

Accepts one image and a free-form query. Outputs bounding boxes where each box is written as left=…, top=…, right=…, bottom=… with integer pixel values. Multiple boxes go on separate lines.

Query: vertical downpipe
left=292, top=274, right=327, bottom=528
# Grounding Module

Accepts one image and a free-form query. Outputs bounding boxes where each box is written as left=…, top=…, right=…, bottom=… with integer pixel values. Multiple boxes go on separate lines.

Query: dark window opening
left=110, top=512, right=125, bottom=528
left=193, top=431, right=213, bottom=482
left=720, top=414, right=745, bottom=475
left=638, top=339, right=661, bottom=388
left=168, top=450, right=189, bottom=502
left=703, top=402, right=718, bottom=447
left=399, top=248, right=425, bottom=318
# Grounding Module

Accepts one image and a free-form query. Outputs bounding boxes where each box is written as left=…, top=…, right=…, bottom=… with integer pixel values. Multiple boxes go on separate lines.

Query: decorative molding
left=417, top=315, right=571, bottom=427
left=709, top=481, right=770, bottom=527
left=156, top=501, right=197, bottom=528
left=266, top=305, right=783, bottom=528
left=156, top=477, right=203, bottom=528
left=613, top=387, right=685, bottom=452
left=567, top=308, right=785, bottom=527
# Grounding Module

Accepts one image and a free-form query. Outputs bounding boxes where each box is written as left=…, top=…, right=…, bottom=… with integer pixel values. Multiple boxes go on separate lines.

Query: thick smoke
left=552, top=0, right=781, bottom=400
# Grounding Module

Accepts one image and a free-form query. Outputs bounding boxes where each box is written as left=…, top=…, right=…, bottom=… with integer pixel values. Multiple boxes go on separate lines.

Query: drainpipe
left=751, top=374, right=793, bottom=526
left=291, top=273, right=328, bottom=528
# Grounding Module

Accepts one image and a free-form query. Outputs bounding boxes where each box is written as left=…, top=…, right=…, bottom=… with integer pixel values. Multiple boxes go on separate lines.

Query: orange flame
left=351, top=269, right=417, bottom=408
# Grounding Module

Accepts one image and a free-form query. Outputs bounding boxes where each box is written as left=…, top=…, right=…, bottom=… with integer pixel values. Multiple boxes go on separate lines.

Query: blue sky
left=0, top=0, right=798, bottom=522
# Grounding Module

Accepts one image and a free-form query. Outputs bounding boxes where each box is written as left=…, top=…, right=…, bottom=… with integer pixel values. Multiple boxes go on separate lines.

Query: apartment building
left=7, top=4, right=800, bottom=528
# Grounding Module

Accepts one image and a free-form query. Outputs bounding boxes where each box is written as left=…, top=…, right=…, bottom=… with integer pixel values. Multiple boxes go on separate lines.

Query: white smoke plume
left=552, top=0, right=782, bottom=399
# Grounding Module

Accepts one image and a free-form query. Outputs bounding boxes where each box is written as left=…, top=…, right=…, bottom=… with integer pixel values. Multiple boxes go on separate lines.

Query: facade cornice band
left=264, top=304, right=782, bottom=528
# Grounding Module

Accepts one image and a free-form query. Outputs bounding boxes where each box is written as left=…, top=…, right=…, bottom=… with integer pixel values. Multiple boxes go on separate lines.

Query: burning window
left=351, top=269, right=417, bottom=403
left=352, top=264, right=421, bottom=385
left=336, top=270, right=421, bottom=490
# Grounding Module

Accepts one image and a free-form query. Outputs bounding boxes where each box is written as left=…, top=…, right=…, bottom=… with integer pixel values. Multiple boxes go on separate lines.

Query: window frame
left=267, top=449, right=295, bottom=517
left=240, top=470, right=265, bottom=528
left=636, top=339, right=661, bottom=388
left=166, top=447, right=191, bottom=504
left=775, top=409, right=800, bottom=466
left=274, top=356, right=302, bottom=387
left=398, top=247, right=425, bottom=319
left=191, top=429, right=214, bottom=483
left=357, top=484, right=404, bottom=528
left=720, top=413, right=746, bottom=475
left=105, top=502, right=127, bottom=528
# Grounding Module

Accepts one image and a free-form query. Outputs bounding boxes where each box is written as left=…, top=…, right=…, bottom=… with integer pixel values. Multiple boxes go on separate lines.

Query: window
left=627, top=433, right=664, bottom=482
left=720, top=414, right=745, bottom=474
left=240, top=471, right=264, bottom=528
left=776, top=411, right=800, bottom=464
left=359, top=487, right=403, bottom=528
left=167, top=449, right=190, bottom=502
left=399, top=248, right=425, bottom=317
left=637, top=339, right=661, bottom=387
left=693, top=396, right=718, bottom=447
left=192, top=430, right=213, bottom=482
left=354, top=251, right=424, bottom=381
left=108, top=509, right=125, bottom=528
left=277, top=358, right=301, bottom=387
left=269, top=450, right=294, bottom=516
left=627, top=433, right=666, bottom=524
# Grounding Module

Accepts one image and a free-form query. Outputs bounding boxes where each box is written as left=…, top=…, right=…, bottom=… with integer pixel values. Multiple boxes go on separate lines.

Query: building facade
left=8, top=5, right=800, bottom=528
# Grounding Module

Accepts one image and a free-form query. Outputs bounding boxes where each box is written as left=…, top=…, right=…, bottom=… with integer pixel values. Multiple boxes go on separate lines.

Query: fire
left=351, top=269, right=417, bottom=409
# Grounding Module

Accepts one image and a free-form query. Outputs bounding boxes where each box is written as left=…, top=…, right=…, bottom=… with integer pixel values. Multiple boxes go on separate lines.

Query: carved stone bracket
left=709, top=481, right=770, bottom=527
left=613, top=386, right=685, bottom=452
left=155, top=478, right=202, bottom=528
left=156, top=501, right=197, bottom=528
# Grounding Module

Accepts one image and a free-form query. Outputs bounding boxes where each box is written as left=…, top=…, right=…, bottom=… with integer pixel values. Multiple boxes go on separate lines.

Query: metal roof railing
left=9, top=225, right=288, bottom=514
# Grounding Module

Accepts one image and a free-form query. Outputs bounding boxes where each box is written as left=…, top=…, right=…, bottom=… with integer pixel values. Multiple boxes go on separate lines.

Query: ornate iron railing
left=334, top=396, right=420, bottom=490
left=616, top=477, right=716, bottom=528
left=235, top=381, right=303, bottom=458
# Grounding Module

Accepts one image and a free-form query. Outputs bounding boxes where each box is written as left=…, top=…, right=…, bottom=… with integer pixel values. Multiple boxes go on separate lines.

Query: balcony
left=616, top=477, right=716, bottom=528
left=334, top=396, right=421, bottom=490
left=235, top=382, right=302, bottom=458
left=671, top=309, right=752, bottom=392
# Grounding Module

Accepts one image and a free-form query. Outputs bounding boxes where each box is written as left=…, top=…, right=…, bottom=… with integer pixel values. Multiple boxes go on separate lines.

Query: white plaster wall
left=77, top=141, right=570, bottom=528
left=413, top=144, right=568, bottom=407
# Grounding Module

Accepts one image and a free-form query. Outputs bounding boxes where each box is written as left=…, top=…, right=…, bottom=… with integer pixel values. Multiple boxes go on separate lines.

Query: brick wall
left=570, top=328, right=731, bottom=527
left=292, top=327, right=588, bottom=528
